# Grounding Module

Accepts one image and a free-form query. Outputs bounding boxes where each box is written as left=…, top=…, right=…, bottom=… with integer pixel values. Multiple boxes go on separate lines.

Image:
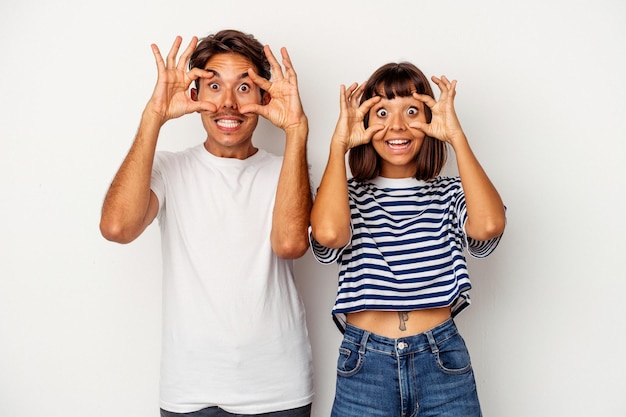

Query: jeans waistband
left=343, top=317, right=458, bottom=356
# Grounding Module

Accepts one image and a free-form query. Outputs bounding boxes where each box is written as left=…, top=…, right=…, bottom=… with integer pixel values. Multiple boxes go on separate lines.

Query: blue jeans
left=160, top=404, right=311, bottom=417
left=331, top=319, right=482, bottom=417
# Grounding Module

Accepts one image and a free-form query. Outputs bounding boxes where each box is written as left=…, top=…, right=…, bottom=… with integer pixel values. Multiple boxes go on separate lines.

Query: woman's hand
left=410, top=75, right=466, bottom=146
left=331, top=82, right=384, bottom=153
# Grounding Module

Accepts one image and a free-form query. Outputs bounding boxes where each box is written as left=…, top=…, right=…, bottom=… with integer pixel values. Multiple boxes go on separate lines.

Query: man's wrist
left=284, top=116, right=309, bottom=139
left=142, top=105, right=168, bottom=127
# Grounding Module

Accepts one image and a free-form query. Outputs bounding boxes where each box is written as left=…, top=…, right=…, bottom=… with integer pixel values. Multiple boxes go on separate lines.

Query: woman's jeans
left=331, top=318, right=482, bottom=417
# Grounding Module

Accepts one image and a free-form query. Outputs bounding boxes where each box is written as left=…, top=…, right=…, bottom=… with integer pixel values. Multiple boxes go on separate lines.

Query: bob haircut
left=189, top=29, right=271, bottom=94
left=349, top=62, right=448, bottom=182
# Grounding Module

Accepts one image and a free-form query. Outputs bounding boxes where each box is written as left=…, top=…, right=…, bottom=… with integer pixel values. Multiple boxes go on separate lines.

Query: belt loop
left=426, top=330, right=439, bottom=354
left=358, top=329, right=370, bottom=355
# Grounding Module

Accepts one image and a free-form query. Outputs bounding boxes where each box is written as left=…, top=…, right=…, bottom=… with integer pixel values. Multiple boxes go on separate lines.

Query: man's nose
left=221, top=90, right=238, bottom=110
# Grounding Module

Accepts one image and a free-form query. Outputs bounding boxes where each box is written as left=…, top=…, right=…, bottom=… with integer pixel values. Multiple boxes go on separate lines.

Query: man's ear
left=191, top=88, right=198, bottom=101
left=261, top=91, right=271, bottom=105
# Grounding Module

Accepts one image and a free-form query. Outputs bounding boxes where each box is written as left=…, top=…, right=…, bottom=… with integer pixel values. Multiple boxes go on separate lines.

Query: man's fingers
left=264, top=45, right=283, bottom=81
left=188, top=67, right=215, bottom=84
left=151, top=44, right=165, bottom=71
left=248, top=67, right=272, bottom=91
left=280, top=47, right=297, bottom=81
left=177, top=36, right=198, bottom=71
left=194, top=101, right=218, bottom=114
left=166, top=36, right=183, bottom=68
left=239, top=102, right=265, bottom=118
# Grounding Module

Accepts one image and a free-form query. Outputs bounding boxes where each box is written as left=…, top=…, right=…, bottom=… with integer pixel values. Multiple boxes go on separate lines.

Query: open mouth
left=385, top=139, right=411, bottom=149
left=216, top=119, right=242, bottom=129
left=214, top=113, right=245, bottom=131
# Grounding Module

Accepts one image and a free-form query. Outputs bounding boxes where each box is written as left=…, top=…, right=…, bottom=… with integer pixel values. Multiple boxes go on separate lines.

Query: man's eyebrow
left=203, top=69, right=250, bottom=80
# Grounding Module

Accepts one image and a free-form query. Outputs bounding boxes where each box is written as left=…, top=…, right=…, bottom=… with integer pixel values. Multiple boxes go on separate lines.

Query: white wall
left=1, top=0, right=625, bottom=416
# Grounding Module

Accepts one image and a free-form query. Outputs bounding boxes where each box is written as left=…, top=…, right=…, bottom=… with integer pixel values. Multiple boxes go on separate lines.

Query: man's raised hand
left=146, top=36, right=216, bottom=125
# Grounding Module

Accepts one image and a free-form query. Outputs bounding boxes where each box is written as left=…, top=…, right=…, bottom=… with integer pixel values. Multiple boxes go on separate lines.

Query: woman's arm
left=412, top=76, right=506, bottom=241
left=311, top=83, right=383, bottom=248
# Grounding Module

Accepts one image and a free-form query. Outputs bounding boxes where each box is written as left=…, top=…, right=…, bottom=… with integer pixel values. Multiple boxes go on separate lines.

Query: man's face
left=193, top=52, right=264, bottom=159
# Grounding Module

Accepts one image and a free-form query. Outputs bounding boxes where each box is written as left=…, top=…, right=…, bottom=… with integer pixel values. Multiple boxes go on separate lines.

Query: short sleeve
left=308, top=226, right=351, bottom=265
left=464, top=202, right=506, bottom=258
left=466, top=234, right=503, bottom=258
left=150, top=152, right=167, bottom=212
left=454, top=181, right=506, bottom=259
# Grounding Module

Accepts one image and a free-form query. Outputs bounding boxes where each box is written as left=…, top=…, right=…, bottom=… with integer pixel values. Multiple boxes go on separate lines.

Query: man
left=99, top=30, right=313, bottom=417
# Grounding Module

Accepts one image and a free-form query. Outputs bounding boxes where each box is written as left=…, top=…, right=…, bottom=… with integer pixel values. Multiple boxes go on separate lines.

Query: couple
left=100, top=29, right=506, bottom=417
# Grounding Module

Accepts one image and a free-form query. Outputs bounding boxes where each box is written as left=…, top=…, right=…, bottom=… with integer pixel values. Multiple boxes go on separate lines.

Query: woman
left=309, top=62, right=506, bottom=416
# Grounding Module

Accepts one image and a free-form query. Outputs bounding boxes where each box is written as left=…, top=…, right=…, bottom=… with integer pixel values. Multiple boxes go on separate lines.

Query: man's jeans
left=160, top=404, right=311, bottom=417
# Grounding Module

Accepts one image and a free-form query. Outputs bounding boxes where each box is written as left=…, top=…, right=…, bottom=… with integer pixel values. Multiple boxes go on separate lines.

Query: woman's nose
left=388, top=112, right=406, bottom=130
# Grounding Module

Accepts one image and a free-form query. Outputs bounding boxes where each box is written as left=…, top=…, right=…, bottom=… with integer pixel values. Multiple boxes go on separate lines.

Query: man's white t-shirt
left=151, top=144, right=313, bottom=414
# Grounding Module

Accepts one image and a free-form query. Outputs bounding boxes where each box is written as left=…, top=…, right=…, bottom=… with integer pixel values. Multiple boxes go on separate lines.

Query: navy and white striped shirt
left=310, top=176, right=503, bottom=332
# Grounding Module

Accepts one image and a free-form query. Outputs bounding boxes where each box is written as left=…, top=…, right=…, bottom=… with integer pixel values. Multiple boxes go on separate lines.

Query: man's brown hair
left=189, top=29, right=271, bottom=93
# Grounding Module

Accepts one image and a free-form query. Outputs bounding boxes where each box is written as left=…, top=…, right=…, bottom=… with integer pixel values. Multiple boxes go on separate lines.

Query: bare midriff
left=346, top=306, right=452, bottom=338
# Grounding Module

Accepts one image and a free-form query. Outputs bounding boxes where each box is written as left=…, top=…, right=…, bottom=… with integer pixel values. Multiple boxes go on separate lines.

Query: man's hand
left=146, top=36, right=216, bottom=125
left=240, top=46, right=307, bottom=135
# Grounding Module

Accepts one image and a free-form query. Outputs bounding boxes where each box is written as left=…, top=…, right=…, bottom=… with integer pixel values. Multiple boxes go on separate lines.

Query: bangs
left=361, top=62, right=433, bottom=105
left=375, top=67, right=417, bottom=99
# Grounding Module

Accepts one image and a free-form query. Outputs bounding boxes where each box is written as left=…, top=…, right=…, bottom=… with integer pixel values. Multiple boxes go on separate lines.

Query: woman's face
left=368, top=93, right=428, bottom=178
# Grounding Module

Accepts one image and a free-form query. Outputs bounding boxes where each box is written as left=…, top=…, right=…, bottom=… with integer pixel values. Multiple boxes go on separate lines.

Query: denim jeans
left=160, top=404, right=311, bottom=417
left=331, top=319, right=482, bottom=417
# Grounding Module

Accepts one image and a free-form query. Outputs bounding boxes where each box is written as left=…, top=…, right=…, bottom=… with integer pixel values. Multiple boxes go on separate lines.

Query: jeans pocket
left=336, top=343, right=365, bottom=377
left=433, top=332, right=473, bottom=375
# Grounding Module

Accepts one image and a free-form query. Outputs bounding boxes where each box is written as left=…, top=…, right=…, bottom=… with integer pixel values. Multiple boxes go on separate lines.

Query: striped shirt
left=310, top=175, right=502, bottom=332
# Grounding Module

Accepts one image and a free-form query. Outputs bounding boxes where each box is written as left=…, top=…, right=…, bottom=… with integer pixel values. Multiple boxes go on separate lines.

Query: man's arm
left=243, top=46, right=312, bottom=258
left=100, top=36, right=215, bottom=243
left=271, top=123, right=312, bottom=258
left=99, top=113, right=161, bottom=243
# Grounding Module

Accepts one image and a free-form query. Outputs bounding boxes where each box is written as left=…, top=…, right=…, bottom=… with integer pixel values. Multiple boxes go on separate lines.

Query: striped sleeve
left=455, top=191, right=506, bottom=258
left=467, top=236, right=502, bottom=258
left=308, top=226, right=351, bottom=265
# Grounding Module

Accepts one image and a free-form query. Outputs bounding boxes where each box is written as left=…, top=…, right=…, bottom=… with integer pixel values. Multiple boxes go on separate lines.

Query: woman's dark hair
left=189, top=29, right=271, bottom=92
left=349, top=62, right=447, bottom=182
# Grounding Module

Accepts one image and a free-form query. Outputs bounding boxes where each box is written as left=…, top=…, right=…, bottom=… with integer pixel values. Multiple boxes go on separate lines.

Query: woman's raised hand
left=331, top=82, right=384, bottom=152
left=410, top=75, right=466, bottom=145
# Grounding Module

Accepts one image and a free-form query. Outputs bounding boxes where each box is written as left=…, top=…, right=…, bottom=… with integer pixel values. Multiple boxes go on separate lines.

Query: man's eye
left=209, top=83, right=219, bottom=90
left=239, top=84, right=250, bottom=92
left=407, top=106, right=418, bottom=115
left=376, top=109, right=387, bottom=117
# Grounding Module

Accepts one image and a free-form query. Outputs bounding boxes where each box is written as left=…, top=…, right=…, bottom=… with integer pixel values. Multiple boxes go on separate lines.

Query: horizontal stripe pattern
left=311, top=176, right=502, bottom=329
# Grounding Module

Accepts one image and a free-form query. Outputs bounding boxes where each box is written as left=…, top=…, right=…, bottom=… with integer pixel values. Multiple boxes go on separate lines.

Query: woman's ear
left=191, top=88, right=198, bottom=101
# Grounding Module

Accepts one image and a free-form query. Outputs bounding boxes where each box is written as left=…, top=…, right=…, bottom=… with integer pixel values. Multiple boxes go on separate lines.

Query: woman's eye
left=407, top=106, right=418, bottom=115
left=209, top=83, right=219, bottom=90
left=376, top=108, right=387, bottom=117
left=238, top=84, right=250, bottom=93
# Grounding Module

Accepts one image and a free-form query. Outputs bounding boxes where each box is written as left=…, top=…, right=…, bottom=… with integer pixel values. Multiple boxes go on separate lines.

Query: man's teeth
left=217, top=120, right=241, bottom=128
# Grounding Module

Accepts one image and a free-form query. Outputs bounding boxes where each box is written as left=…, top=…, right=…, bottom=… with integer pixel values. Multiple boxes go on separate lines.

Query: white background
left=1, top=0, right=625, bottom=416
